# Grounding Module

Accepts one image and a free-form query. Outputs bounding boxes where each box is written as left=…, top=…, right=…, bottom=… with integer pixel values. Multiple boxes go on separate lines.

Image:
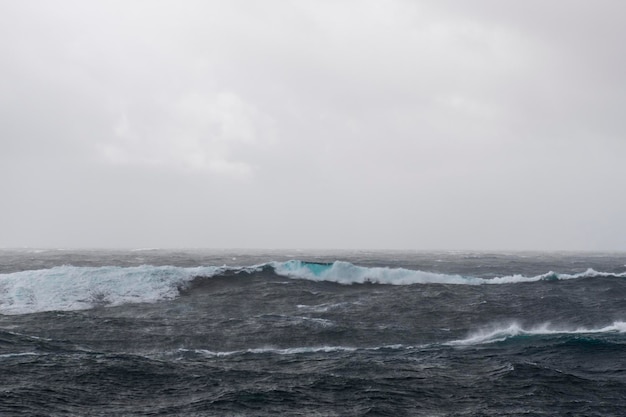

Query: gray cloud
left=1, top=0, right=625, bottom=250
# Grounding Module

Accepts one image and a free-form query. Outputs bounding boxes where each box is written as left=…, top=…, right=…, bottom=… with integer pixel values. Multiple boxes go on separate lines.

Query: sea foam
left=0, top=265, right=220, bottom=315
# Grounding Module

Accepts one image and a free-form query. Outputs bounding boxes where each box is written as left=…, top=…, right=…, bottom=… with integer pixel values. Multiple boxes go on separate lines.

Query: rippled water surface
left=1, top=249, right=625, bottom=416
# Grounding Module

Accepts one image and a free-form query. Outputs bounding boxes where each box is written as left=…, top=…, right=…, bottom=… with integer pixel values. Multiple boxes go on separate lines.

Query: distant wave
left=177, top=343, right=416, bottom=358
left=176, top=321, right=626, bottom=356
left=271, top=260, right=625, bottom=285
left=179, top=346, right=359, bottom=357
left=447, top=321, right=626, bottom=346
left=1, top=261, right=624, bottom=315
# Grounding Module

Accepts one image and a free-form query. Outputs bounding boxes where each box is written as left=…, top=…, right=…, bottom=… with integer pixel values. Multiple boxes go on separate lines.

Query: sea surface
left=1, top=249, right=625, bottom=416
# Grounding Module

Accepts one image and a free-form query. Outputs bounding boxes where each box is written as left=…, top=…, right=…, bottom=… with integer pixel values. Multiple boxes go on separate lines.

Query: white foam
left=296, top=301, right=354, bottom=312
left=0, top=265, right=220, bottom=315
left=296, top=316, right=334, bottom=327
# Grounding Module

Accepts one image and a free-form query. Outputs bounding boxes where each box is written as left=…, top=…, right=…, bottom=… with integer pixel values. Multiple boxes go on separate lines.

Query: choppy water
left=1, top=249, right=625, bottom=416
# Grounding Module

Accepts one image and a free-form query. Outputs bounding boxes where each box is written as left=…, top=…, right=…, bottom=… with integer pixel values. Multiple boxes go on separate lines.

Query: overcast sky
left=1, top=0, right=625, bottom=251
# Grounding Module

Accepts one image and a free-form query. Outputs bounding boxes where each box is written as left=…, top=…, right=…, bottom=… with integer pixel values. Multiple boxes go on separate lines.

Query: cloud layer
left=2, top=0, right=625, bottom=250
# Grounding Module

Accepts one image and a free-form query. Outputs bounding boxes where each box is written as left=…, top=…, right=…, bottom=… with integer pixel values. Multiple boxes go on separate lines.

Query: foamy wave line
left=447, top=321, right=626, bottom=346
left=181, top=346, right=359, bottom=357
left=1, top=261, right=624, bottom=315
left=180, top=344, right=411, bottom=357
left=0, top=352, right=39, bottom=359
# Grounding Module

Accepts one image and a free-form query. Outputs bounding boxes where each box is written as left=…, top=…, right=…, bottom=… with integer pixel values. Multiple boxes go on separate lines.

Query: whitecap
left=447, top=321, right=626, bottom=346
left=0, top=265, right=221, bottom=315
left=271, top=261, right=626, bottom=286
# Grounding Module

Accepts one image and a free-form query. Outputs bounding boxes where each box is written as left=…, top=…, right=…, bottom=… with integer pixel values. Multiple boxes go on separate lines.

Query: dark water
left=1, top=249, right=625, bottom=416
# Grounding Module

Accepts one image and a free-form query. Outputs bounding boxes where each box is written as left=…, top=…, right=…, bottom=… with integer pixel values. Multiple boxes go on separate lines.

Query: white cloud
left=97, top=91, right=274, bottom=178
left=1, top=0, right=626, bottom=249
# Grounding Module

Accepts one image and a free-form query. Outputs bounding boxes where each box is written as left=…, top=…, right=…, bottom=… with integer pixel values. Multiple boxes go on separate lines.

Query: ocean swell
left=272, top=260, right=626, bottom=285
left=1, top=261, right=624, bottom=315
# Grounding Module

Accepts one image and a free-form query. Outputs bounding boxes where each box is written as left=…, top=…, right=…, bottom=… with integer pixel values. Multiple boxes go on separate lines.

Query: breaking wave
left=173, top=320, right=626, bottom=357
left=1, top=260, right=624, bottom=315
left=447, top=321, right=626, bottom=346
left=0, top=265, right=221, bottom=315
left=272, top=260, right=626, bottom=285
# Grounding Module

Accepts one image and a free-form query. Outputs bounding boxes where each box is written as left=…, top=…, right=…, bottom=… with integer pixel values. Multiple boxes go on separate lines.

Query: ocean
left=1, top=249, right=625, bottom=416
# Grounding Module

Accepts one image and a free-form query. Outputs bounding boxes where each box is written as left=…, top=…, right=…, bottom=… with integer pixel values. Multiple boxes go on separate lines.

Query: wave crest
left=1, top=261, right=624, bottom=315
left=272, top=261, right=625, bottom=285
left=447, top=321, right=626, bottom=346
left=0, top=265, right=221, bottom=315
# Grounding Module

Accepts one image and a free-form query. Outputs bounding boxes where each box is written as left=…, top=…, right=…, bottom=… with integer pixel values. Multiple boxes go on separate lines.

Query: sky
left=1, top=0, right=625, bottom=251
